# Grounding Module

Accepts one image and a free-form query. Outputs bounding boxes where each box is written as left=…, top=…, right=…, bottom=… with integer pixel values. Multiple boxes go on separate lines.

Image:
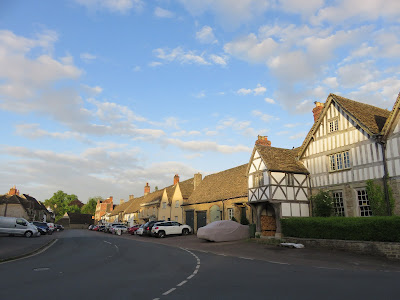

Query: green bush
left=240, top=214, right=249, bottom=225
left=366, top=179, right=394, bottom=216
left=281, top=216, right=400, bottom=242
left=310, top=190, right=333, bottom=217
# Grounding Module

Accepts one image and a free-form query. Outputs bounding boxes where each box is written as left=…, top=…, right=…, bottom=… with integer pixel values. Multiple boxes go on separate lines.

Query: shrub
left=231, top=216, right=237, bottom=222
left=282, top=216, right=400, bottom=242
left=366, top=179, right=394, bottom=216
left=310, top=190, right=333, bottom=217
left=240, top=214, right=249, bottom=225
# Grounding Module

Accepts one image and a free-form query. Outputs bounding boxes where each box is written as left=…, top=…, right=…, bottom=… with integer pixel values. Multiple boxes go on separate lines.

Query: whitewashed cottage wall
left=386, top=115, right=400, bottom=177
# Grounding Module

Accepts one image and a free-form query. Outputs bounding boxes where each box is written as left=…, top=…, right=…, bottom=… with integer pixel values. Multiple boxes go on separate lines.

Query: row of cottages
left=248, top=93, right=400, bottom=237
left=182, top=164, right=251, bottom=233
left=0, top=186, right=54, bottom=222
left=95, top=196, right=114, bottom=223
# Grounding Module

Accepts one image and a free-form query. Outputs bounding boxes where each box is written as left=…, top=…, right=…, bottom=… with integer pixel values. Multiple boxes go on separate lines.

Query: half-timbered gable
left=247, top=138, right=310, bottom=237
left=299, top=93, right=392, bottom=217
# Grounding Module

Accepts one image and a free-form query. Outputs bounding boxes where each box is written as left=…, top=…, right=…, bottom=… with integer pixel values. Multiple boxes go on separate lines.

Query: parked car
left=33, top=221, right=53, bottom=235
left=151, top=221, right=192, bottom=238
left=128, top=225, right=140, bottom=235
left=47, top=223, right=55, bottom=232
left=32, top=224, right=46, bottom=235
left=143, top=221, right=161, bottom=236
left=136, top=224, right=145, bottom=236
left=55, top=224, right=64, bottom=231
left=92, top=225, right=100, bottom=231
left=110, top=224, right=128, bottom=235
left=197, top=220, right=250, bottom=242
left=0, top=216, right=39, bottom=238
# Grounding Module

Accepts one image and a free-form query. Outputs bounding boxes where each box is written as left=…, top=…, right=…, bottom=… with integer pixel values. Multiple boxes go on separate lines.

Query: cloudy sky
left=1, top=0, right=399, bottom=203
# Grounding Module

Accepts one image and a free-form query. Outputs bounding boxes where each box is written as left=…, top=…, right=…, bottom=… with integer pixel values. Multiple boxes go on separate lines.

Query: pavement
left=0, top=232, right=56, bottom=262
left=2, top=229, right=400, bottom=272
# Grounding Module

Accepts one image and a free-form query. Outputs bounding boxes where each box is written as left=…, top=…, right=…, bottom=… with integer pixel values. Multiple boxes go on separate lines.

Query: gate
left=197, top=211, right=207, bottom=230
left=185, top=210, right=194, bottom=231
left=261, top=216, right=276, bottom=236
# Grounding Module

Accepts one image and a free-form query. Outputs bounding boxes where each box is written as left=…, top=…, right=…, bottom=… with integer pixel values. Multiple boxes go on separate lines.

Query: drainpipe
left=376, top=135, right=391, bottom=216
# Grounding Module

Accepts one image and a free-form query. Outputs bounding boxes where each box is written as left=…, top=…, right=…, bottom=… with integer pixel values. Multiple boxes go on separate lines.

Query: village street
left=1, top=230, right=400, bottom=299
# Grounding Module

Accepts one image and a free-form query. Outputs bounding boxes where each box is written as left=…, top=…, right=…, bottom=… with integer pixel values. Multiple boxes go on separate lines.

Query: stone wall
left=282, top=237, right=400, bottom=260
left=0, top=204, right=29, bottom=219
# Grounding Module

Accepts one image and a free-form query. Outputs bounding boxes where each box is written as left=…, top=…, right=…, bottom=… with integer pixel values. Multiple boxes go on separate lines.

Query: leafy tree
left=44, top=190, right=79, bottom=220
left=310, top=190, right=333, bottom=217
left=82, top=197, right=101, bottom=215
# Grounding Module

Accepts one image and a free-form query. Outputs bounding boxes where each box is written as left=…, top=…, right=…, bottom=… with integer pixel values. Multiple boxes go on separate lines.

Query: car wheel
left=182, top=228, right=189, bottom=236
left=158, top=231, right=166, bottom=238
left=24, top=231, right=33, bottom=238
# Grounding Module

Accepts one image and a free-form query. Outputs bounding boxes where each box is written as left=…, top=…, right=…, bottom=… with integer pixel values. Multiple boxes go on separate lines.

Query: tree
left=366, top=180, right=394, bottom=216
left=44, top=190, right=79, bottom=221
left=82, top=197, right=101, bottom=215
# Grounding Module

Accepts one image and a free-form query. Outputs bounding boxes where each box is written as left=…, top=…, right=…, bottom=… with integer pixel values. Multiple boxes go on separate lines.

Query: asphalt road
left=1, top=230, right=399, bottom=300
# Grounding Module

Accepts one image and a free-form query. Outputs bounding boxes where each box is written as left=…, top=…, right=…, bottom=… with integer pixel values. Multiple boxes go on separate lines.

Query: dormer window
left=328, top=119, right=339, bottom=133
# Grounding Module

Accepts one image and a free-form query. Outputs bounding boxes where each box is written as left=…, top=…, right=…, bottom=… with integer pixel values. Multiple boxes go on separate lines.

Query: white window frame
left=227, top=208, right=234, bottom=220
left=329, top=150, right=351, bottom=172
left=357, top=188, right=372, bottom=217
left=175, top=216, right=178, bottom=221
left=332, top=191, right=345, bottom=216
left=328, top=118, right=339, bottom=133
left=253, top=172, right=264, bottom=187
left=162, top=202, right=166, bottom=209
left=175, top=200, right=179, bottom=208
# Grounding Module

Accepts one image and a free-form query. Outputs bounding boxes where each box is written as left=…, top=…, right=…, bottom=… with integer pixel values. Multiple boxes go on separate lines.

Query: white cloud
left=209, top=54, right=227, bottom=66
left=154, top=7, right=174, bottom=18
left=252, top=110, right=277, bottom=122
left=278, top=0, right=323, bottom=17
left=194, top=91, right=206, bottom=98
left=264, top=97, right=275, bottom=104
left=337, top=62, right=378, bottom=88
left=237, top=84, right=266, bottom=96
left=184, top=153, right=203, bottom=160
left=75, top=0, right=144, bottom=14
left=196, top=26, right=218, bottom=44
left=153, top=47, right=210, bottom=65
left=82, top=84, right=103, bottom=95
left=149, top=61, right=163, bottom=67
left=80, top=52, right=97, bottom=62
left=289, top=132, right=307, bottom=140
left=205, top=130, right=218, bottom=136
left=15, top=124, right=87, bottom=141
left=172, top=130, right=201, bottom=137
left=163, top=138, right=252, bottom=153
left=323, top=77, right=338, bottom=89
left=311, top=0, right=400, bottom=25
left=178, top=0, right=270, bottom=29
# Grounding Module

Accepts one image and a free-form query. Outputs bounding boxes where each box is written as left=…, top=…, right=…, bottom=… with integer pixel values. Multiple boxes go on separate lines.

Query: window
left=227, top=208, right=234, bottom=220
left=175, top=200, right=179, bottom=208
left=286, top=174, right=294, bottom=186
left=162, top=202, right=166, bottom=209
left=175, top=216, right=178, bottom=221
left=329, top=119, right=339, bottom=133
left=357, top=189, right=372, bottom=217
left=329, top=151, right=350, bottom=171
left=332, top=191, right=345, bottom=216
left=253, top=172, right=264, bottom=187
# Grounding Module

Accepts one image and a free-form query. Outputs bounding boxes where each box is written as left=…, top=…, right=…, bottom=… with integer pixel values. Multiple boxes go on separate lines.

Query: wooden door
left=261, top=216, right=276, bottom=236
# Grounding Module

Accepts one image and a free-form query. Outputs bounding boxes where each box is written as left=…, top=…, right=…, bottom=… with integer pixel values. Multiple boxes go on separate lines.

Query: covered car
left=197, top=220, right=249, bottom=242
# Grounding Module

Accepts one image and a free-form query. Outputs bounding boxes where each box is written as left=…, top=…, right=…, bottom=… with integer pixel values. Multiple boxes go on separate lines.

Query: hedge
left=281, top=216, right=400, bottom=243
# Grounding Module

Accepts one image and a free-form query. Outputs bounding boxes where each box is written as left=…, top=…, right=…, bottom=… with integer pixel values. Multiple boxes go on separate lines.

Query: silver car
left=0, top=216, right=39, bottom=237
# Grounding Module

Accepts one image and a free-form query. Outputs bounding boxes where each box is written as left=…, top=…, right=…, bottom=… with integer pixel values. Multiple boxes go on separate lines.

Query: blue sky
left=1, top=0, right=399, bottom=203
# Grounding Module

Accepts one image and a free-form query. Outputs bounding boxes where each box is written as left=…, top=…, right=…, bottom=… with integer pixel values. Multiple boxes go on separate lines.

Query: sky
left=1, top=0, right=400, bottom=203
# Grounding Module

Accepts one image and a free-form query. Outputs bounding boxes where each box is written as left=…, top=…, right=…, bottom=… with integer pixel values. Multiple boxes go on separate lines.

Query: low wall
left=282, top=237, right=400, bottom=260
left=69, top=224, right=91, bottom=229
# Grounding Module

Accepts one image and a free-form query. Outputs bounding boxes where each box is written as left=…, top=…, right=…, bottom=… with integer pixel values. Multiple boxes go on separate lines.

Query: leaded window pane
left=357, top=189, right=372, bottom=217
left=333, top=191, right=345, bottom=216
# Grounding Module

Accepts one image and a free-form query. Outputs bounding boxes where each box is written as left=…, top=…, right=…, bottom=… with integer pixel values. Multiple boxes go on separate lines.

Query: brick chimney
left=312, top=101, right=324, bottom=122
left=8, top=185, right=19, bottom=196
left=194, top=173, right=202, bottom=190
left=255, top=135, right=271, bottom=147
left=129, top=195, right=134, bottom=201
left=174, top=174, right=180, bottom=185
left=144, top=183, right=150, bottom=196
left=120, top=199, right=124, bottom=205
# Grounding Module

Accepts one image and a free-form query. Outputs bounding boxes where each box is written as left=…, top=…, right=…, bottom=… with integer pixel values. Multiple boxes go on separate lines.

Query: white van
left=0, top=216, right=39, bottom=237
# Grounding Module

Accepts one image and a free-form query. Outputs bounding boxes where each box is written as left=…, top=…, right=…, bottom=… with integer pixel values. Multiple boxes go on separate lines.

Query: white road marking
left=103, top=241, right=112, bottom=244
left=267, top=261, right=290, bottom=265
left=187, top=275, right=194, bottom=279
left=196, top=264, right=200, bottom=269
left=163, top=288, right=176, bottom=295
left=315, top=266, right=343, bottom=271
left=33, top=267, right=50, bottom=271
left=114, top=245, right=119, bottom=253
left=177, top=280, right=187, bottom=287
left=217, top=253, right=227, bottom=256
left=239, top=257, right=254, bottom=260
left=193, top=269, right=198, bottom=274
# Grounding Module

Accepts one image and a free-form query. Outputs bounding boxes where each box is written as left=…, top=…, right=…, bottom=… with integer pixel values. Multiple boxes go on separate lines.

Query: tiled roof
left=178, top=178, right=194, bottom=199
left=125, top=196, right=144, bottom=214
left=332, top=94, right=390, bottom=134
left=185, top=164, right=248, bottom=205
left=255, top=145, right=309, bottom=174
left=109, top=200, right=131, bottom=216
left=141, top=189, right=165, bottom=206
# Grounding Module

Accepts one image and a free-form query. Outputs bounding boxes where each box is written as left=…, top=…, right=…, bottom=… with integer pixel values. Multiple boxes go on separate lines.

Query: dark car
left=32, top=224, right=46, bottom=235
left=55, top=224, right=64, bottom=231
left=32, top=222, right=53, bottom=235
left=143, top=220, right=163, bottom=237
